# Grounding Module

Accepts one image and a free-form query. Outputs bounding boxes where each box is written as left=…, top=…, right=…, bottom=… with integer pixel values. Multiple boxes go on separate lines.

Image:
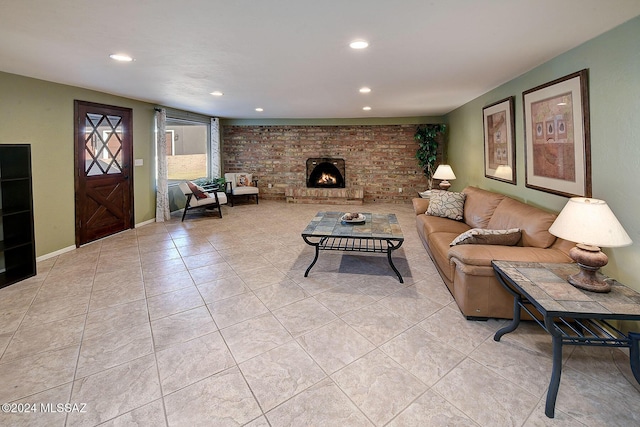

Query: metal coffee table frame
left=301, top=212, right=405, bottom=283
left=492, top=261, right=640, bottom=418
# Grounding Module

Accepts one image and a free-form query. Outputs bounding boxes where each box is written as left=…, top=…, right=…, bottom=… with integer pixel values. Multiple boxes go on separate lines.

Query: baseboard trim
left=36, top=245, right=76, bottom=262
left=36, top=218, right=157, bottom=262
left=136, top=218, right=156, bottom=227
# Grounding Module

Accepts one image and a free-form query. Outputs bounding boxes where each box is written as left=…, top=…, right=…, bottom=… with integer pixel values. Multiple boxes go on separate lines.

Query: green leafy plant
left=415, top=124, right=446, bottom=189
left=193, top=176, right=226, bottom=188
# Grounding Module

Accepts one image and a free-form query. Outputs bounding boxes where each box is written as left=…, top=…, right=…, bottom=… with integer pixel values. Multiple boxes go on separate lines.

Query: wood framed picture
left=523, top=69, right=591, bottom=197
left=483, top=96, right=516, bottom=184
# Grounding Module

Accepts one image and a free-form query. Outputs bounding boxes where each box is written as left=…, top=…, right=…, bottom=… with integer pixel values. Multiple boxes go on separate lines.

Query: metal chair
left=178, top=181, right=227, bottom=221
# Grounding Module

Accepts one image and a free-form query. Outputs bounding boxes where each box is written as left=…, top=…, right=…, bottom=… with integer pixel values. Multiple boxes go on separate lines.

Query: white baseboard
left=36, top=219, right=157, bottom=262
left=136, top=218, right=156, bottom=227
left=36, top=245, right=76, bottom=262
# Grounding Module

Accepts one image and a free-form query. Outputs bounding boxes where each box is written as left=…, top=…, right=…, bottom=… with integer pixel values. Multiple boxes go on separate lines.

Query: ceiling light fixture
left=109, top=54, right=133, bottom=62
left=363, top=106, right=372, bottom=111
left=255, top=107, right=264, bottom=112
left=349, top=40, right=369, bottom=49
left=359, top=87, right=371, bottom=93
left=210, top=91, right=223, bottom=96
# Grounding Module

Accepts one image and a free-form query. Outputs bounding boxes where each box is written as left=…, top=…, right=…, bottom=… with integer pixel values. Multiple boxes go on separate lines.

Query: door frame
left=74, top=100, right=134, bottom=247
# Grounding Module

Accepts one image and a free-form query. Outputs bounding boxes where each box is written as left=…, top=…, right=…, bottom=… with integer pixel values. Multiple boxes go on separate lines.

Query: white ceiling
left=2, top=1, right=639, bottom=119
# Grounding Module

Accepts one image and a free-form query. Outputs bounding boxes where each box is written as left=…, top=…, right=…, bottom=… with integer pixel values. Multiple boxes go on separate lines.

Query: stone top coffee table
left=301, top=211, right=405, bottom=282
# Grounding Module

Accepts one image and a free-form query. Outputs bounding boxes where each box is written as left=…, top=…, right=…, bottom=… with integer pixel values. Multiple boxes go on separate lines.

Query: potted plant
left=415, top=124, right=446, bottom=195
left=193, top=176, right=226, bottom=189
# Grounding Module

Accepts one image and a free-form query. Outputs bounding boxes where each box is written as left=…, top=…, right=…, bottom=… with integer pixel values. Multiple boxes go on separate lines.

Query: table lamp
left=433, top=164, right=456, bottom=190
left=549, top=197, right=632, bottom=292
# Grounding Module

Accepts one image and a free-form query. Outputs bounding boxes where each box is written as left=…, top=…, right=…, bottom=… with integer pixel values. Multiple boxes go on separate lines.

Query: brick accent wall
left=222, top=124, right=435, bottom=203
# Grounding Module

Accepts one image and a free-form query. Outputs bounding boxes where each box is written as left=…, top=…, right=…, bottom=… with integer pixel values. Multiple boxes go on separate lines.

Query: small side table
left=492, top=261, right=640, bottom=418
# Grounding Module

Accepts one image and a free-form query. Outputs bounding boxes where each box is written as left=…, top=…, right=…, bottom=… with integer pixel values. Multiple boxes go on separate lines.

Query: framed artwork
left=483, top=96, right=516, bottom=184
left=523, top=69, right=591, bottom=197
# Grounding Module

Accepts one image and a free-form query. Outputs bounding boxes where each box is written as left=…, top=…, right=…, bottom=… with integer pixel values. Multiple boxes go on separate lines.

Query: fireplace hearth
left=306, top=158, right=345, bottom=188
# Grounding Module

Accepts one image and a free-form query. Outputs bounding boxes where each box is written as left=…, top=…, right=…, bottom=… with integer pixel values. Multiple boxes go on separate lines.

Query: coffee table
left=301, top=211, right=405, bottom=282
left=492, top=261, right=640, bottom=418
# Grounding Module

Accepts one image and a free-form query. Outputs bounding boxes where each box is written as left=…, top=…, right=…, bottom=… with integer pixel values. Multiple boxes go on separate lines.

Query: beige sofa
left=413, top=186, right=574, bottom=319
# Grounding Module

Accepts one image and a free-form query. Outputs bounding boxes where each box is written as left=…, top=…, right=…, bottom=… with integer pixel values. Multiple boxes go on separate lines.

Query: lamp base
left=568, top=244, right=610, bottom=293
left=438, top=180, right=451, bottom=190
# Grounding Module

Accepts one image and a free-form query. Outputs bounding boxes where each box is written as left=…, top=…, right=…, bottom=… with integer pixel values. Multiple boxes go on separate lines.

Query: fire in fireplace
left=306, top=158, right=345, bottom=188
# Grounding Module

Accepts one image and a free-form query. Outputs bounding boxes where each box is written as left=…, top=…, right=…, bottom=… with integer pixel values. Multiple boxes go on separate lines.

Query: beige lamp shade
left=549, top=198, right=632, bottom=248
left=433, top=164, right=456, bottom=180
left=549, top=197, right=632, bottom=292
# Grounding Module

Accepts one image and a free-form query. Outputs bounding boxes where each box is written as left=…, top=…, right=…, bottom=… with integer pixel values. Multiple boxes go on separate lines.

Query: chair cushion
left=233, top=186, right=259, bottom=195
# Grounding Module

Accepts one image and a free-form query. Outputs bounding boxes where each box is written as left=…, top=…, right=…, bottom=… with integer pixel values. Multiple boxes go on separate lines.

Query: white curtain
left=155, top=108, right=171, bottom=222
left=210, top=117, right=221, bottom=178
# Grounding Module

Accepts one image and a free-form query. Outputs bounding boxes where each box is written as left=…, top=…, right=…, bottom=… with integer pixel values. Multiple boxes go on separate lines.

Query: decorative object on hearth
left=549, top=197, right=632, bottom=292
left=414, top=124, right=446, bottom=190
left=432, top=164, right=456, bottom=190
left=483, top=97, right=516, bottom=184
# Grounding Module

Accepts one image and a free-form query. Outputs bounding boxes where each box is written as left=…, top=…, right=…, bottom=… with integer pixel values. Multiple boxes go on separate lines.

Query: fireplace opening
left=306, top=158, right=345, bottom=188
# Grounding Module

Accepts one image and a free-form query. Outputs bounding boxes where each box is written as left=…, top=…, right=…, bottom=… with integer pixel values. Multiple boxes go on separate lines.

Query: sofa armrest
left=448, top=244, right=573, bottom=267
left=412, top=198, right=430, bottom=215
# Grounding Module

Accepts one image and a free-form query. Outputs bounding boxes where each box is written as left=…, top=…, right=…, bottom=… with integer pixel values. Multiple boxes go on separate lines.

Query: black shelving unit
left=0, top=144, right=36, bottom=288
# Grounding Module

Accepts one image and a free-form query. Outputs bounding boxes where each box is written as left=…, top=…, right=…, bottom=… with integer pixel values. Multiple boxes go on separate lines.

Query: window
left=166, top=117, right=209, bottom=181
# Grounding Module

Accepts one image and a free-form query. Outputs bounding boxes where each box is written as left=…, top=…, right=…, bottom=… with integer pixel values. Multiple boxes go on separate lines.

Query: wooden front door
left=74, top=100, right=134, bottom=246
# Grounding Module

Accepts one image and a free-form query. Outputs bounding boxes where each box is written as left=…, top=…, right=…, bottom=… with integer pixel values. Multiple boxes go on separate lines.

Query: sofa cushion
left=487, top=197, right=557, bottom=248
left=448, top=244, right=573, bottom=267
left=428, top=232, right=461, bottom=282
left=462, top=186, right=506, bottom=229
left=426, top=190, right=466, bottom=221
left=417, top=214, right=471, bottom=237
left=450, top=228, right=521, bottom=246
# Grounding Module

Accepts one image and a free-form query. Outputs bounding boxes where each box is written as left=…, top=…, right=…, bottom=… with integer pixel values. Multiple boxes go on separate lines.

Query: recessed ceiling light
left=109, top=53, right=133, bottom=62
left=359, top=87, right=371, bottom=93
left=210, top=91, right=223, bottom=96
left=362, top=106, right=372, bottom=111
left=255, top=107, right=264, bottom=112
left=349, top=40, right=369, bottom=49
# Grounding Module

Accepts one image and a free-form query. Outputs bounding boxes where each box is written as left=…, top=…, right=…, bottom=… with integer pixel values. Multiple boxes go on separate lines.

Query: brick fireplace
left=222, top=124, right=439, bottom=203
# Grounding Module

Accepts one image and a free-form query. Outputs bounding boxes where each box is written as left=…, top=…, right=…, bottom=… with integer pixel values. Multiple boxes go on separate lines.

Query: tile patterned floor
left=1, top=200, right=639, bottom=426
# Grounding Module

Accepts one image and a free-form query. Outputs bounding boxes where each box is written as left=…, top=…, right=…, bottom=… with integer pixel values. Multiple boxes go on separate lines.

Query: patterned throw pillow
left=186, top=181, right=208, bottom=200
left=236, top=174, right=250, bottom=187
left=450, top=228, right=522, bottom=246
left=426, top=190, right=466, bottom=221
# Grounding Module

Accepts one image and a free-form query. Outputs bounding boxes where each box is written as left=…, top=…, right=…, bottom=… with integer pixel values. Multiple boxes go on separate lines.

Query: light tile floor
left=1, top=200, right=639, bottom=426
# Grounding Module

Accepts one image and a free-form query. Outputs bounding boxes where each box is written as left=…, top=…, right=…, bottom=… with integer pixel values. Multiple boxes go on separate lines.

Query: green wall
left=0, top=72, right=157, bottom=257
left=445, top=16, right=640, bottom=292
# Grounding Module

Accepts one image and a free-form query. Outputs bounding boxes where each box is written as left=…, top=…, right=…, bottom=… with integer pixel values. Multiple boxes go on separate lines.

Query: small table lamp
left=433, top=164, right=456, bottom=190
left=549, top=197, right=632, bottom=292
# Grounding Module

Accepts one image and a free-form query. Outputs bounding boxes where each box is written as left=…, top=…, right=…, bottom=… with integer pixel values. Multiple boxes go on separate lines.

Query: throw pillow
left=236, top=174, right=250, bottom=187
left=450, top=228, right=522, bottom=246
left=426, top=190, right=466, bottom=221
left=186, top=181, right=208, bottom=200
